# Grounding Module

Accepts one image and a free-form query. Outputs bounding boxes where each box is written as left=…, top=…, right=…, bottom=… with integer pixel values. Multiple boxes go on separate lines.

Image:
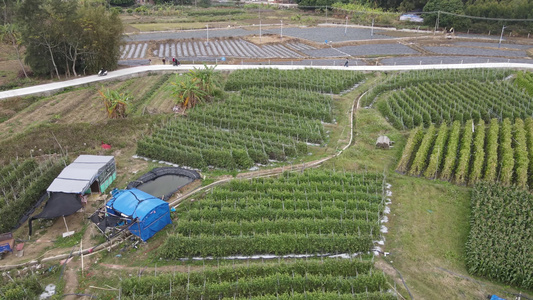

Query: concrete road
left=1, top=63, right=532, bottom=100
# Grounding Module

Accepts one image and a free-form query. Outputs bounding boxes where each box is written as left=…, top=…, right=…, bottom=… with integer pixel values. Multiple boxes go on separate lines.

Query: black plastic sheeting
left=29, top=193, right=82, bottom=235
left=127, top=167, right=201, bottom=201
left=12, top=193, right=48, bottom=231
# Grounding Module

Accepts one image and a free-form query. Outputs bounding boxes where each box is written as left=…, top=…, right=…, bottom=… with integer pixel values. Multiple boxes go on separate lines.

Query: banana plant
left=169, top=74, right=208, bottom=110
left=98, top=87, right=131, bottom=119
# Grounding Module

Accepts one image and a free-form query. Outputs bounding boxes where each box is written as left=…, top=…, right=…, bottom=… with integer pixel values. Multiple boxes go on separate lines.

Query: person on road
left=344, top=60, right=349, bottom=67
left=162, top=58, right=166, bottom=64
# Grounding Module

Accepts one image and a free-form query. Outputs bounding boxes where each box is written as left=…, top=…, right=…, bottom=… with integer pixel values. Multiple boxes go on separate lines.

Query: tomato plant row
left=397, top=118, right=533, bottom=187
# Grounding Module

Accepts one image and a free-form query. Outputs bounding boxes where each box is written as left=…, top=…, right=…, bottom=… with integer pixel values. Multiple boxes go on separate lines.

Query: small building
left=47, top=155, right=116, bottom=194
left=29, top=155, right=116, bottom=235
left=376, top=135, right=393, bottom=149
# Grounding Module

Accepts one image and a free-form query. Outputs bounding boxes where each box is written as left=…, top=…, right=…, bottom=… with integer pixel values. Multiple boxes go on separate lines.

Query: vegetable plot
left=224, top=68, right=365, bottom=94
left=466, top=182, right=532, bottom=289
left=377, top=77, right=532, bottom=129
left=159, top=170, right=385, bottom=259
left=396, top=118, right=532, bottom=187
left=137, top=87, right=333, bottom=170
left=0, top=157, right=66, bottom=232
left=120, top=258, right=394, bottom=299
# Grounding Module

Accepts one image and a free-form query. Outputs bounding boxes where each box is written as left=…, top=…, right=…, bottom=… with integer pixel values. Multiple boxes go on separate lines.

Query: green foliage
left=121, top=258, right=390, bottom=298
left=137, top=83, right=331, bottom=169
left=378, top=77, right=530, bottom=130
left=498, top=118, right=514, bottom=185
left=397, top=117, right=533, bottom=189
left=483, top=119, right=499, bottom=182
left=423, top=0, right=470, bottom=30
left=466, top=182, right=533, bottom=289
left=454, top=120, right=473, bottom=185
left=225, top=68, right=365, bottom=94
left=0, top=157, right=66, bottom=233
left=526, top=118, right=533, bottom=187
left=408, top=124, right=436, bottom=176
left=423, top=122, right=448, bottom=179
left=362, top=69, right=511, bottom=108
left=396, top=126, right=424, bottom=174
left=109, top=0, right=135, bottom=7
left=98, top=87, right=131, bottom=119
left=16, top=0, right=123, bottom=76
left=0, top=276, right=43, bottom=300
left=158, top=170, right=385, bottom=258
left=468, top=120, right=485, bottom=185
left=513, top=119, right=529, bottom=189
left=160, top=234, right=373, bottom=258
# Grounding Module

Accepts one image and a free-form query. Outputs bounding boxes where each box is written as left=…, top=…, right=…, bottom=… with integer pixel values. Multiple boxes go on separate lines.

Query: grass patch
left=54, top=224, right=87, bottom=248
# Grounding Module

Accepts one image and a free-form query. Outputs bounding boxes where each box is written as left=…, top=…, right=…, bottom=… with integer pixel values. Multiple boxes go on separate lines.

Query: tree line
left=297, top=0, right=533, bottom=33
left=1, top=0, right=123, bottom=79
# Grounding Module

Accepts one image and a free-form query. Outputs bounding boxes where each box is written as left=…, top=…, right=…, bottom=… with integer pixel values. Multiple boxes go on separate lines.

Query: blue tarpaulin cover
left=105, top=188, right=172, bottom=241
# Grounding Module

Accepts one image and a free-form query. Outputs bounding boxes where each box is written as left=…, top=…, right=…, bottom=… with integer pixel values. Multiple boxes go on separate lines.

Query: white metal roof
left=47, top=155, right=114, bottom=194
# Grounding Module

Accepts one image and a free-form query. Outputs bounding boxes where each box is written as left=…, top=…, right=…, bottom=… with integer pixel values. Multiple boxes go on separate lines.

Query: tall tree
left=423, top=0, right=470, bottom=30
left=16, top=0, right=123, bottom=77
left=0, top=23, right=28, bottom=78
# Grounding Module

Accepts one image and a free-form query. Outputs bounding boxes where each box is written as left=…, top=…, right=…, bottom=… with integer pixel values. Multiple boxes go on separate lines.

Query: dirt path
left=63, top=262, right=80, bottom=300
left=100, top=263, right=202, bottom=274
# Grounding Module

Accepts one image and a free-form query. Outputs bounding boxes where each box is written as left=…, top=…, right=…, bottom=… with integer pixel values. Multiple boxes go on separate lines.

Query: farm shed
left=99, top=188, right=172, bottom=241
left=47, top=155, right=116, bottom=194
left=28, top=155, right=116, bottom=235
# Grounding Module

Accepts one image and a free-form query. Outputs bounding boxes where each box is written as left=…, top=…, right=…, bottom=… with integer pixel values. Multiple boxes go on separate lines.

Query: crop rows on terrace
left=360, top=68, right=511, bottom=107
left=514, top=71, right=533, bottom=96
left=158, top=170, right=385, bottom=259
left=137, top=86, right=333, bottom=170
left=396, top=118, right=533, bottom=188
left=119, top=259, right=394, bottom=299
left=0, top=157, right=66, bottom=232
left=465, top=182, right=532, bottom=289
left=377, top=79, right=533, bottom=129
left=224, top=68, right=366, bottom=94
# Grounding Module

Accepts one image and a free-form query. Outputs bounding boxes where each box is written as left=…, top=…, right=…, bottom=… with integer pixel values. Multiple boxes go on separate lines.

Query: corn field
left=465, top=182, right=532, bottom=289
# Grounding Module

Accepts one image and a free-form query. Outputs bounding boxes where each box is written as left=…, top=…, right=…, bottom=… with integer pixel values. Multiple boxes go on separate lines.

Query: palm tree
left=98, top=87, right=131, bottom=119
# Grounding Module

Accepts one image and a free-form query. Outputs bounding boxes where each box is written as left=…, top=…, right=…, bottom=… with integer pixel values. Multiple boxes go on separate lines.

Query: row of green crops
left=0, top=157, right=66, bottom=232
left=158, top=170, right=385, bottom=258
left=465, top=182, right=532, bottom=289
left=224, top=68, right=366, bottom=94
left=137, top=87, right=333, bottom=170
left=377, top=79, right=533, bottom=129
left=120, top=258, right=393, bottom=299
left=513, top=71, right=533, bottom=96
left=360, top=68, right=511, bottom=107
left=396, top=118, right=533, bottom=188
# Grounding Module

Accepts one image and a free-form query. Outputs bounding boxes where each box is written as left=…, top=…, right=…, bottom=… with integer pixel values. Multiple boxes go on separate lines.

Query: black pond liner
left=127, top=167, right=201, bottom=201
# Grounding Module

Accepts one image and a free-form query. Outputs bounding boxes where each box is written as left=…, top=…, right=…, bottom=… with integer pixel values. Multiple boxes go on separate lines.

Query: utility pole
left=325, top=5, right=328, bottom=24
left=434, top=11, right=440, bottom=34
left=499, top=25, right=506, bottom=48
left=371, top=18, right=374, bottom=38
left=280, top=20, right=283, bottom=41
left=206, top=24, right=209, bottom=44
left=259, top=7, right=262, bottom=42
left=344, top=16, right=348, bottom=36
